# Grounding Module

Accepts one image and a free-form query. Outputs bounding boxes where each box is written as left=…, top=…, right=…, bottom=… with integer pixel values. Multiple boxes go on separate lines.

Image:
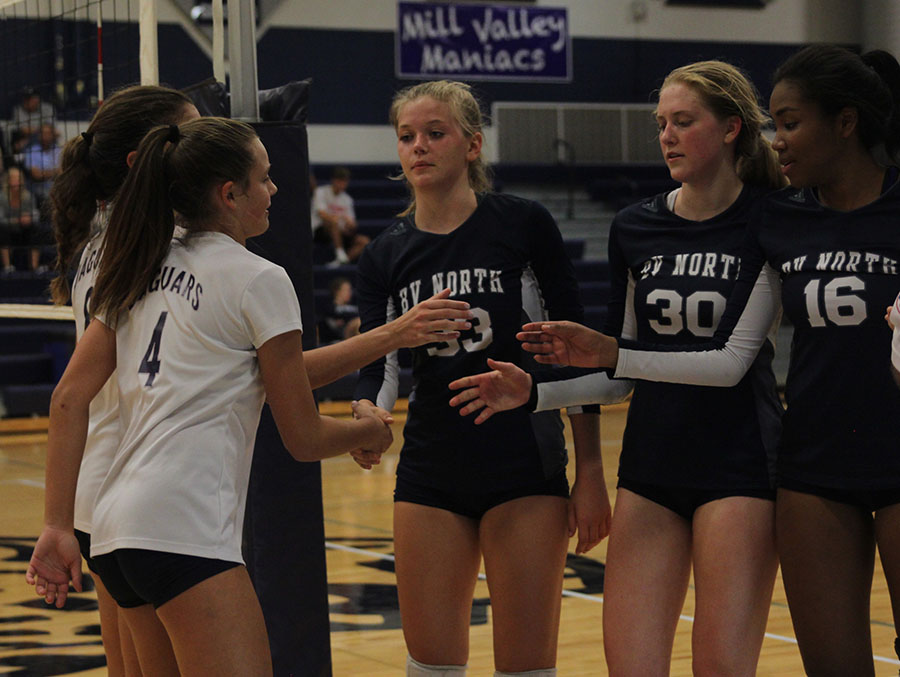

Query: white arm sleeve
left=536, top=273, right=638, bottom=412
left=614, top=263, right=782, bottom=387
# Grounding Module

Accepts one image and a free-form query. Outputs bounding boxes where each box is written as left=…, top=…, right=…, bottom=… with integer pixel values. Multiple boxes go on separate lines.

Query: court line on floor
left=324, top=540, right=900, bottom=665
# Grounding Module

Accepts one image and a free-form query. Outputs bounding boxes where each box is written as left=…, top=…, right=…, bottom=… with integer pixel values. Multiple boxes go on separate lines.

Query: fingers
left=576, top=524, right=600, bottom=555
left=69, top=564, right=82, bottom=594
left=567, top=501, right=577, bottom=538
left=472, top=406, right=496, bottom=425
left=449, top=385, right=482, bottom=408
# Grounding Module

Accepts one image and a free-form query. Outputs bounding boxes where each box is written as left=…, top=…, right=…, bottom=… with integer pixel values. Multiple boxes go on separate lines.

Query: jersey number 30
left=139, top=311, right=169, bottom=386
left=646, top=289, right=727, bottom=337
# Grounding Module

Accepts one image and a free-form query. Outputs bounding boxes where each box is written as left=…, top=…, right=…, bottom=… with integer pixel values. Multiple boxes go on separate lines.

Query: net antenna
left=138, top=0, right=156, bottom=86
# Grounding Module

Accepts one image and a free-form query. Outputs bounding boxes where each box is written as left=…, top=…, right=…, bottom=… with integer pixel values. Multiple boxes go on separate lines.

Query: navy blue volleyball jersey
left=607, top=186, right=781, bottom=490
left=746, top=182, right=900, bottom=488
left=354, top=192, right=583, bottom=492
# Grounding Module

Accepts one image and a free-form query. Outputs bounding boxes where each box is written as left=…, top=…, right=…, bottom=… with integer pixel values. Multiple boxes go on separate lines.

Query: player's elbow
left=49, top=380, right=90, bottom=419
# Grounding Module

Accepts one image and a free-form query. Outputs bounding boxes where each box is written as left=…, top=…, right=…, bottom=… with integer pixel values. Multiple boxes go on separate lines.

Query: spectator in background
left=311, top=166, right=370, bottom=265
left=23, top=122, right=62, bottom=207
left=0, top=165, right=42, bottom=273
left=318, top=276, right=360, bottom=344
left=11, top=87, right=56, bottom=155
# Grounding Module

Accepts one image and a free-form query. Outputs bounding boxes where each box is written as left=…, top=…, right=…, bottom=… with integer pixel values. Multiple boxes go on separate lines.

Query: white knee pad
left=407, top=654, right=467, bottom=676
left=494, top=670, right=557, bottom=677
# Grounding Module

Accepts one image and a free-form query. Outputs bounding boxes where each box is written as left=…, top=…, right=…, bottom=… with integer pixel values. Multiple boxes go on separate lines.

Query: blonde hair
left=659, top=60, right=786, bottom=190
left=389, top=80, right=492, bottom=216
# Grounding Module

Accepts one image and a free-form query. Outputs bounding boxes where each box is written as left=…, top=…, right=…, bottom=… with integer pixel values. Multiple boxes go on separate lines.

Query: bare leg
left=480, top=495, right=568, bottom=673
left=394, top=501, right=482, bottom=666
left=116, top=610, right=143, bottom=676
left=154, top=565, right=272, bottom=676
left=602, top=489, right=692, bottom=676
left=874, top=502, right=900, bottom=653
left=119, top=604, right=179, bottom=676
left=691, top=497, right=777, bottom=677
left=776, top=488, right=875, bottom=676
left=93, top=575, right=128, bottom=676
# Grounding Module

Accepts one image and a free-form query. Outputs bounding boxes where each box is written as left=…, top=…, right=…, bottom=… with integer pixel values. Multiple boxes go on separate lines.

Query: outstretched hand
left=448, top=359, right=532, bottom=424
left=517, top=321, right=618, bottom=369
left=25, top=526, right=82, bottom=608
left=391, top=288, right=474, bottom=348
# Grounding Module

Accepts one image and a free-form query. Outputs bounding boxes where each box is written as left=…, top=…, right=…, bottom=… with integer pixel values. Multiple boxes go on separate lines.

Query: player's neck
left=675, top=170, right=744, bottom=222
left=413, top=183, right=478, bottom=234
left=815, top=152, right=886, bottom=212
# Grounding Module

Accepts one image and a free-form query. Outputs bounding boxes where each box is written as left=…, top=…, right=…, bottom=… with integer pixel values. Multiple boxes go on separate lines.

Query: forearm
left=615, top=264, right=781, bottom=387
left=305, top=324, right=399, bottom=389
left=533, top=368, right=632, bottom=412
left=297, top=414, right=384, bottom=462
left=43, top=392, right=89, bottom=529
left=569, top=412, right=603, bottom=473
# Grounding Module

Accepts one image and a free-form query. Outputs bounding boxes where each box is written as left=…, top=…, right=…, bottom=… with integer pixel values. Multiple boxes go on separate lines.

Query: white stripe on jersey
left=375, top=295, right=401, bottom=410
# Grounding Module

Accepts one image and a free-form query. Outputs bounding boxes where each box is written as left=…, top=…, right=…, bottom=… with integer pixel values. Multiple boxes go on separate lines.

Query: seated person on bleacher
left=0, top=166, right=42, bottom=274
left=22, top=122, right=61, bottom=207
left=311, top=166, right=370, bottom=265
left=317, top=276, right=360, bottom=344
left=10, top=86, right=56, bottom=156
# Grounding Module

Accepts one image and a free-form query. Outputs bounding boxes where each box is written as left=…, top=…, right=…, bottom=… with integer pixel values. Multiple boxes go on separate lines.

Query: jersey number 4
left=139, top=311, right=169, bottom=386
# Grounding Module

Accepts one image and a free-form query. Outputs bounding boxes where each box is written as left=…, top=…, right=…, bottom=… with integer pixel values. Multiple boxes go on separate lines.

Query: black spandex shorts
left=394, top=472, right=569, bottom=520
left=778, top=477, right=900, bottom=512
left=618, top=478, right=775, bottom=521
left=90, top=548, right=239, bottom=609
left=74, top=529, right=102, bottom=576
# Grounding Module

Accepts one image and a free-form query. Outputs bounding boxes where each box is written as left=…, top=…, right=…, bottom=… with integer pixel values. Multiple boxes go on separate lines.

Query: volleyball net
left=0, top=0, right=143, bottom=144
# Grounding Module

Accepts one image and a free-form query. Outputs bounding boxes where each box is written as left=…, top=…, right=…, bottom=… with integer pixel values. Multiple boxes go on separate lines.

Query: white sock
left=407, top=654, right=467, bottom=676
left=494, top=669, right=557, bottom=676
left=336, top=247, right=349, bottom=263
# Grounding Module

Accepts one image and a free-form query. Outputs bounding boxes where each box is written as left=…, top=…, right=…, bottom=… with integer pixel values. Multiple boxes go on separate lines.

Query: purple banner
left=396, top=2, right=571, bottom=82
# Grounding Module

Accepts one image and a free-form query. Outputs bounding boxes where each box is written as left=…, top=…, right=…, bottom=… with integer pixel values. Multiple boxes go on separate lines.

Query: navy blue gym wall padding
left=244, top=121, right=332, bottom=677
left=254, top=28, right=817, bottom=124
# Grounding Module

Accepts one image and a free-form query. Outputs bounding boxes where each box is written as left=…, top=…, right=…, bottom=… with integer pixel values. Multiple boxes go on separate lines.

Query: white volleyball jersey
left=71, top=221, right=120, bottom=534
left=90, top=231, right=303, bottom=562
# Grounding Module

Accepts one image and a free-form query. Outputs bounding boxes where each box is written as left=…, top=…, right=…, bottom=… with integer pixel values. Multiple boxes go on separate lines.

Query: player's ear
left=466, top=132, right=483, bottom=162
left=724, top=115, right=741, bottom=145
left=219, top=181, right=236, bottom=208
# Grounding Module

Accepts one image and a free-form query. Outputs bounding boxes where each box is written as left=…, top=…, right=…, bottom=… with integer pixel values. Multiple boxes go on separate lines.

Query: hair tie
left=167, top=125, right=181, bottom=144
left=79, top=131, right=94, bottom=166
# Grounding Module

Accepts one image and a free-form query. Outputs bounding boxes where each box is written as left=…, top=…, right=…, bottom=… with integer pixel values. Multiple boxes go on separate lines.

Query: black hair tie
left=167, top=125, right=181, bottom=143
left=80, top=131, right=94, bottom=165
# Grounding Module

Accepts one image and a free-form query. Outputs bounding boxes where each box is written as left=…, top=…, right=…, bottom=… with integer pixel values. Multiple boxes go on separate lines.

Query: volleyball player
left=513, top=45, right=900, bottom=675
left=27, top=117, right=393, bottom=675
left=450, top=61, right=785, bottom=674
left=353, top=80, right=607, bottom=677
left=49, top=84, right=200, bottom=676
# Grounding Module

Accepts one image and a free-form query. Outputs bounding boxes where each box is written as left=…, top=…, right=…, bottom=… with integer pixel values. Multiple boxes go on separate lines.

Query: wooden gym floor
left=1, top=403, right=899, bottom=675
